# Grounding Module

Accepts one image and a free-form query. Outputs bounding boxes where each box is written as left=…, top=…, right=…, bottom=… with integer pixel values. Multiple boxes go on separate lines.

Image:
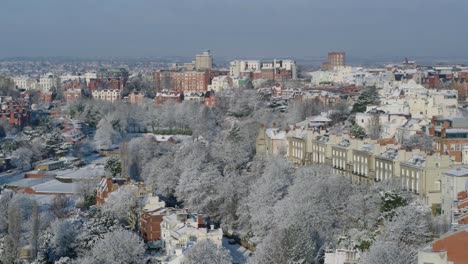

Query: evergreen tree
left=104, top=157, right=122, bottom=177
left=352, top=86, right=380, bottom=113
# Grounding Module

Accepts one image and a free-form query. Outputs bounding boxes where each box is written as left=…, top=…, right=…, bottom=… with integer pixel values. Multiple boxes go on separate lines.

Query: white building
left=379, top=80, right=459, bottom=118
left=37, top=73, right=59, bottom=91
left=355, top=110, right=409, bottom=139
left=229, top=59, right=297, bottom=79
left=13, top=76, right=36, bottom=90
left=324, top=249, right=360, bottom=264
left=92, top=89, right=121, bottom=103
left=441, top=168, right=468, bottom=223
left=208, top=76, right=230, bottom=92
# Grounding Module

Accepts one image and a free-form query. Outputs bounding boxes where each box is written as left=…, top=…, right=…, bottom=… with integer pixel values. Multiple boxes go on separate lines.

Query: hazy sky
left=1, top=0, right=467, bottom=60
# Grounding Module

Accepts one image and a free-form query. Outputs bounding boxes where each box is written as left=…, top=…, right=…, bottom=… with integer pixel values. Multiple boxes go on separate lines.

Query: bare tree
left=51, top=194, right=71, bottom=219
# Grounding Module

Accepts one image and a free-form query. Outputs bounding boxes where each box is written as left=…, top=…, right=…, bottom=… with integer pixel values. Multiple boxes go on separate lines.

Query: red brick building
left=322, top=52, right=346, bottom=70
left=153, top=70, right=211, bottom=93
left=140, top=208, right=176, bottom=241
left=430, top=117, right=468, bottom=162
left=96, top=177, right=129, bottom=205
left=0, top=97, right=30, bottom=128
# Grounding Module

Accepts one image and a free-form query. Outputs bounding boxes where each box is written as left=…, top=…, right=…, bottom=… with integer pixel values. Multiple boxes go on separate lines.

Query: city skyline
left=1, top=0, right=467, bottom=59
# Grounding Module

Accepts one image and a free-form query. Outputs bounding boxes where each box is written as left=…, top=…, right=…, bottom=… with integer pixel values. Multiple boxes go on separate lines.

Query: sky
left=1, top=0, right=467, bottom=60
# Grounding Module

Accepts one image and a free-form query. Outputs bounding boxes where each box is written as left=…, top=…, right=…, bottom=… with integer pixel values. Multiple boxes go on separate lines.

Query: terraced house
left=400, top=152, right=452, bottom=211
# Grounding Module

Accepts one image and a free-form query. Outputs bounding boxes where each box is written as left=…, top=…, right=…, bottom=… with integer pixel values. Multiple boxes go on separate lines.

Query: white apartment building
left=355, top=110, right=410, bottom=139
left=229, top=59, right=297, bottom=79
left=13, top=76, right=36, bottom=90
left=60, top=72, right=97, bottom=84
left=230, top=60, right=261, bottom=77
left=379, top=80, right=459, bottom=118
left=37, top=73, right=59, bottom=91
left=92, top=89, right=121, bottom=103
left=208, top=76, right=230, bottom=92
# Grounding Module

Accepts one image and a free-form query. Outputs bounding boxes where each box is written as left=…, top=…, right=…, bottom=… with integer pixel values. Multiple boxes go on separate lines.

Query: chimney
left=197, top=214, right=205, bottom=228
left=441, top=128, right=446, bottom=138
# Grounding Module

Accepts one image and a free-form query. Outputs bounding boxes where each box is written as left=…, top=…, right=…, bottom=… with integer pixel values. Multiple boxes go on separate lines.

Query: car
left=6, top=170, right=12, bottom=173
left=228, top=239, right=237, bottom=245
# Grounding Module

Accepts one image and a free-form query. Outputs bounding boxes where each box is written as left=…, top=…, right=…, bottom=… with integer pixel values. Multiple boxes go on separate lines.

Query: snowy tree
left=379, top=190, right=408, bottom=220
left=76, top=178, right=99, bottom=209
left=50, top=194, right=71, bottom=219
left=127, top=137, right=172, bottom=181
left=75, top=208, right=119, bottom=254
left=183, top=239, right=232, bottom=264
left=43, top=129, right=69, bottom=158
left=0, top=190, right=14, bottom=234
left=361, top=202, right=434, bottom=263
left=285, top=98, right=323, bottom=124
left=402, top=134, right=434, bottom=153
left=143, top=154, right=179, bottom=199
left=80, top=229, right=145, bottom=264
left=238, top=157, right=294, bottom=241
left=360, top=240, right=415, bottom=264
left=11, top=147, right=33, bottom=170
left=380, top=202, right=433, bottom=248
left=2, top=204, right=22, bottom=263
left=94, top=118, right=120, bottom=149
left=254, top=224, right=324, bottom=264
left=48, top=219, right=78, bottom=260
left=176, top=162, right=223, bottom=218
left=350, top=124, right=366, bottom=139
left=104, top=156, right=122, bottom=177
left=102, top=185, right=140, bottom=228
left=352, top=86, right=380, bottom=113
left=30, top=202, right=40, bottom=260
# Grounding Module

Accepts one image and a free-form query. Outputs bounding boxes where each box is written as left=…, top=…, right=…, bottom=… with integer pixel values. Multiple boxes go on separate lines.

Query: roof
left=265, top=128, right=286, bottom=140
left=405, top=155, right=426, bottom=167
left=378, top=148, right=399, bottom=160
left=338, top=139, right=350, bottom=147
left=360, top=144, right=374, bottom=153
left=308, top=116, right=332, bottom=123
left=402, top=118, right=422, bottom=128
left=445, top=168, right=468, bottom=177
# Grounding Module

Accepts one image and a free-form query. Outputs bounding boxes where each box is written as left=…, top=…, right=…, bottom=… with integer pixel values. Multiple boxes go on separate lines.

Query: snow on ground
left=0, top=170, right=25, bottom=185
left=222, top=237, right=253, bottom=264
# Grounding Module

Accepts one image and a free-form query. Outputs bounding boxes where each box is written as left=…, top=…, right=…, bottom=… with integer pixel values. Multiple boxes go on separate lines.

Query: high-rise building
left=195, top=50, right=213, bottom=71
left=322, top=52, right=346, bottom=71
